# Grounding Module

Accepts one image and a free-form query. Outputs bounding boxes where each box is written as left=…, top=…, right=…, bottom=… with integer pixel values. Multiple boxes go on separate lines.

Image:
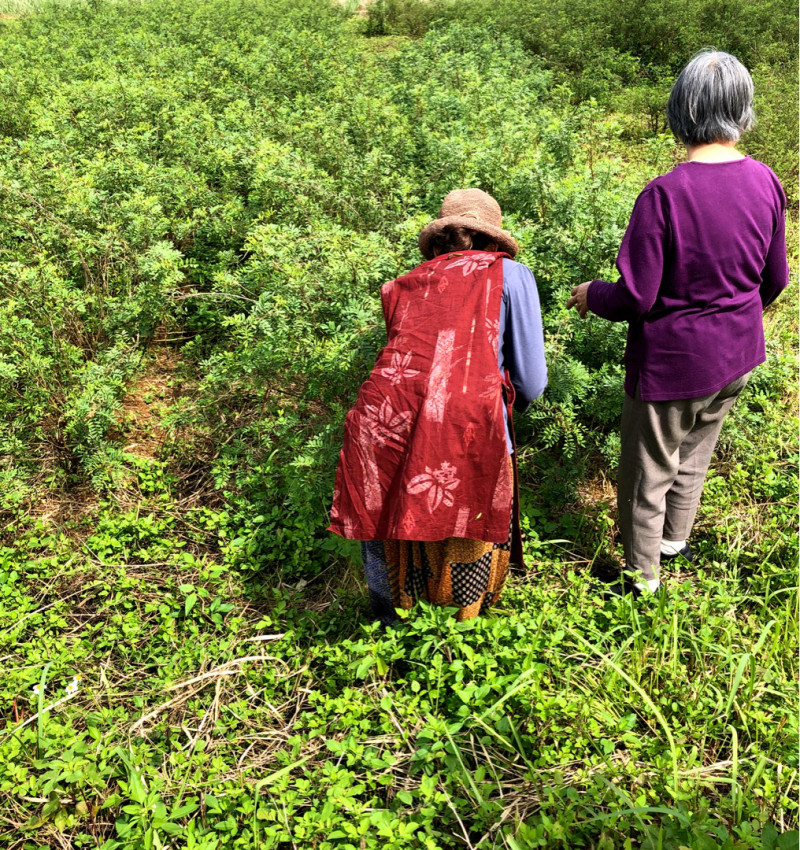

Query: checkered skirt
left=361, top=520, right=512, bottom=625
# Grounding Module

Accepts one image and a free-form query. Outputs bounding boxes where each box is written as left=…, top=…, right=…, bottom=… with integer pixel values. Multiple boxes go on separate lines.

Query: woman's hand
left=566, top=282, right=592, bottom=318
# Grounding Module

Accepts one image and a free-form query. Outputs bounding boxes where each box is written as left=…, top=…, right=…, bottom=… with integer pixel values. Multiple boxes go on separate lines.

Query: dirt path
left=118, top=345, right=183, bottom=462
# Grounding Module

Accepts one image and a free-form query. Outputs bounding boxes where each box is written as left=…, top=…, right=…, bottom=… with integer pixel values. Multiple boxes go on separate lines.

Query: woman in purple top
left=567, top=50, right=789, bottom=596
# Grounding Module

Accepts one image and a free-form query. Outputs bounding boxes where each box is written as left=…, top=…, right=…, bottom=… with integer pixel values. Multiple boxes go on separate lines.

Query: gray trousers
left=617, top=372, right=751, bottom=581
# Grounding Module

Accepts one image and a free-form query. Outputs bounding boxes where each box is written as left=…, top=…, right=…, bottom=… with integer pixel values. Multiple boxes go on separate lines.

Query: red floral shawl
left=328, top=251, right=514, bottom=543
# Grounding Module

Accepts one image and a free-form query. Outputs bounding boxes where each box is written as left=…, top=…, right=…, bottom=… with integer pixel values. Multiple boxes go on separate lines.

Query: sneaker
left=602, top=575, right=662, bottom=600
left=602, top=579, right=633, bottom=599
left=660, top=543, right=693, bottom=564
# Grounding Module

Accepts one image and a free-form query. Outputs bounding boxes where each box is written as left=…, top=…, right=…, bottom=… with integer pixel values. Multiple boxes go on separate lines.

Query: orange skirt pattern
left=361, top=529, right=511, bottom=624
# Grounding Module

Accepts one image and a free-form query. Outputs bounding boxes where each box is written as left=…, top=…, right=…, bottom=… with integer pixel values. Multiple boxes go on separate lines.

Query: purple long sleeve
left=498, top=258, right=547, bottom=451
left=585, top=157, right=789, bottom=401
left=760, top=189, right=789, bottom=308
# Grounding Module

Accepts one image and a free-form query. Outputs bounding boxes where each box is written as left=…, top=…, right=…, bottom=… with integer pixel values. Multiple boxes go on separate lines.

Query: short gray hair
left=667, top=50, right=755, bottom=145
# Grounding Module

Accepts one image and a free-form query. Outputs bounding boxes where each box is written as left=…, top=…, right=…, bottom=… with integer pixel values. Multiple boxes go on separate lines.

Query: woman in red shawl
left=329, top=189, right=547, bottom=624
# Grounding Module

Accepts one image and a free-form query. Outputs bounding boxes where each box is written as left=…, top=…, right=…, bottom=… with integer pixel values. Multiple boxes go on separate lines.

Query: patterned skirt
left=361, top=525, right=512, bottom=625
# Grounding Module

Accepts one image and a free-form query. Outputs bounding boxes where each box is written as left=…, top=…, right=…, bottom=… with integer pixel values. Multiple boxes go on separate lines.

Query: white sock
left=634, top=578, right=661, bottom=593
left=660, top=538, right=686, bottom=556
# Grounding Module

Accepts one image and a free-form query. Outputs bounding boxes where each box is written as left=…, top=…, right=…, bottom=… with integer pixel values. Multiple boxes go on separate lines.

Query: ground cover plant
left=0, top=0, right=797, bottom=847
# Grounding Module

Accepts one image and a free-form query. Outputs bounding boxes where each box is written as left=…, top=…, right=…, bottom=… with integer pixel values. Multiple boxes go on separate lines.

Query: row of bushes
left=0, top=0, right=796, bottom=576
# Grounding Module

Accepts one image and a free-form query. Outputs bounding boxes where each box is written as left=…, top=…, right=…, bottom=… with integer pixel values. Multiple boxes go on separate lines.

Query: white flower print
left=424, top=329, right=455, bottom=423
left=480, top=373, right=504, bottom=419
left=380, top=351, right=419, bottom=385
left=462, top=422, right=477, bottom=450
left=454, top=507, right=470, bottom=537
left=480, top=373, right=503, bottom=401
left=363, top=398, right=413, bottom=447
left=357, top=415, right=383, bottom=513
left=492, top=464, right=512, bottom=511
left=400, top=509, right=416, bottom=535
left=485, top=316, right=500, bottom=352
left=443, top=254, right=494, bottom=276
left=407, top=461, right=461, bottom=513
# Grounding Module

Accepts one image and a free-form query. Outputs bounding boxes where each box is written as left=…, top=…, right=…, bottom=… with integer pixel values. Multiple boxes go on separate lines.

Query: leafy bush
left=0, top=0, right=795, bottom=568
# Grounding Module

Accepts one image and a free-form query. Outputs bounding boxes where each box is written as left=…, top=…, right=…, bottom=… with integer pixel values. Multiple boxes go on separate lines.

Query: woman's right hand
left=566, top=282, right=592, bottom=318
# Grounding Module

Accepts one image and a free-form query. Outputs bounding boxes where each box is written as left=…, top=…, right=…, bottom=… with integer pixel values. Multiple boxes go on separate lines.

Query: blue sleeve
left=498, top=258, right=547, bottom=413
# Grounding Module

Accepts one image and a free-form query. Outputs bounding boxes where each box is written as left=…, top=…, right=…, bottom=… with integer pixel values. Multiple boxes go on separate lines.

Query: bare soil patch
left=117, top=345, right=183, bottom=462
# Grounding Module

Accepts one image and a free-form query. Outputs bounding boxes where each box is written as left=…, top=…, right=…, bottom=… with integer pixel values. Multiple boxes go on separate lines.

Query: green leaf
left=204, top=794, right=222, bottom=812
left=185, top=593, right=197, bottom=616
left=355, top=658, right=374, bottom=678
left=170, top=802, right=199, bottom=819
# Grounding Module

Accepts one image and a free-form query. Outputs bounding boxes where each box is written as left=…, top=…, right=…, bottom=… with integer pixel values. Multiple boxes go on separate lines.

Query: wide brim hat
left=418, top=188, right=519, bottom=260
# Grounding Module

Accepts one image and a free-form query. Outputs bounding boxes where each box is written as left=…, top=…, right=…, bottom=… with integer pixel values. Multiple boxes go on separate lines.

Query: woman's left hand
left=566, top=282, right=592, bottom=318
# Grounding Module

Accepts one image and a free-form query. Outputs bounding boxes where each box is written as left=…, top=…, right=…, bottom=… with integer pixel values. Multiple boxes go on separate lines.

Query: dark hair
left=667, top=50, right=755, bottom=145
left=430, top=226, right=496, bottom=257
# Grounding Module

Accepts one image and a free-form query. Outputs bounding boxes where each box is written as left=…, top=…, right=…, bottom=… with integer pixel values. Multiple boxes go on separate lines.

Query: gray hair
left=667, top=50, right=755, bottom=145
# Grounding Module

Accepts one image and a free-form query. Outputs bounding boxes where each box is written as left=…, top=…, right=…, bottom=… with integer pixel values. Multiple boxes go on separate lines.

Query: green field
left=0, top=0, right=797, bottom=847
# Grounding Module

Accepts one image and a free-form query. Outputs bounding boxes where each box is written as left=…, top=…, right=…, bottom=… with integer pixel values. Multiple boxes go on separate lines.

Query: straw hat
left=418, top=188, right=519, bottom=260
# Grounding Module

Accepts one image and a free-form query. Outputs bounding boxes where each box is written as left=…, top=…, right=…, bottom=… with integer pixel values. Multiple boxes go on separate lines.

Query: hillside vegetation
left=0, top=0, right=797, bottom=847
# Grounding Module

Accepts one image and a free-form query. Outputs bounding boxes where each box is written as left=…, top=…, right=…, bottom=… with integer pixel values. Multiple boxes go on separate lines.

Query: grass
left=0, top=348, right=796, bottom=846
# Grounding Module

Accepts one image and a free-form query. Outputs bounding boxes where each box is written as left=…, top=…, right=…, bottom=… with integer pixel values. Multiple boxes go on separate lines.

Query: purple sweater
left=586, top=157, right=789, bottom=401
